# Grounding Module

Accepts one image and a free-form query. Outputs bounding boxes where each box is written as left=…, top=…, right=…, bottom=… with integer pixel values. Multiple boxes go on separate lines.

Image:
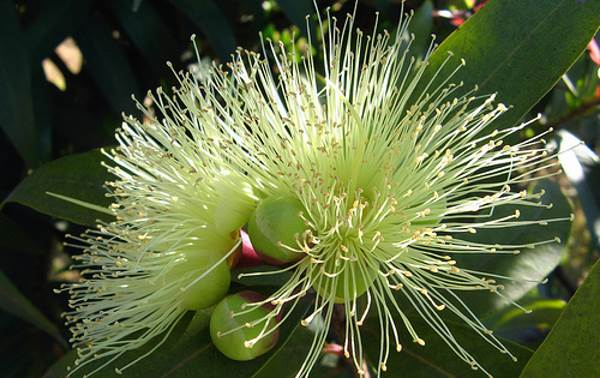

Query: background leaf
left=76, top=14, right=141, bottom=115
left=170, top=0, right=236, bottom=62
left=0, top=1, right=37, bottom=166
left=519, top=259, right=600, bottom=377
left=456, top=180, right=572, bottom=317
left=0, top=270, right=65, bottom=346
left=24, top=0, right=92, bottom=63
left=408, top=0, right=433, bottom=57
left=4, top=150, right=113, bottom=226
left=423, top=0, right=600, bottom=133
left=277, top=0, right=313, bottom=37
left=363, top=315, right=532, bottom=377
left=489, top=298, right=566, bottom=342
left=109, top=1, right=178, bottom=77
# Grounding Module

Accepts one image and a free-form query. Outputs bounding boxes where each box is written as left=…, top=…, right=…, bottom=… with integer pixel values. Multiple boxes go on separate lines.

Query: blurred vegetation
left=0, top=0, right=599, bottom=376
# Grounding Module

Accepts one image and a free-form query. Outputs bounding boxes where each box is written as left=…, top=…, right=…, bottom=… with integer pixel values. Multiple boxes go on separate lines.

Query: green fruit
left=247, top=196, right=306, bottom=264
left=311, top=259, right=379, bottom=303
left=210, top=291, right=280, bottom=361
left=168, top=248, right=231, bottom=310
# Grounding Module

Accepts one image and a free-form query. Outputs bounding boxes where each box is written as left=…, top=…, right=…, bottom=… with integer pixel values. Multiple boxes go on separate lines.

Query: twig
left=553, top=96, right=600, bottom=130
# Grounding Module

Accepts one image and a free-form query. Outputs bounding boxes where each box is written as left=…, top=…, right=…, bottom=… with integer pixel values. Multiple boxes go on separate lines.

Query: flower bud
left=168, top=247, right=231, bottom=310
left=210, top=291, right=280, bottom=361
left=212, top=171, right=256, bottom=235
left=247, top=196, right=306, bottom=264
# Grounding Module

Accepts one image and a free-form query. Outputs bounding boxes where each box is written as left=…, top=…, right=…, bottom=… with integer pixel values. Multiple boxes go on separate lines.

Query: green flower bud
left=212, top=171, right=257, bottom=235
left=247, top=196, right=306, bottom=264
left=210, top=291, right=280, bottom=361
left=168, top=248, right=231, bottom=310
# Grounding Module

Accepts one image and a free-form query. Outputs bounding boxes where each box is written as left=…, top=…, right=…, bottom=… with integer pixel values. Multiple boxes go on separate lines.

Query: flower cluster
left=58, top=6, right=568, bottom=377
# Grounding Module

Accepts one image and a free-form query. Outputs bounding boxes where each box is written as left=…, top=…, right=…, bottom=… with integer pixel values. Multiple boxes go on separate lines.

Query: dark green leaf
left=45, top=301, right=311, bottom=377
left=0, top=270, right=65, bottom=346
left=170, top=0, right=236, bottom=62
left=363, top=316, right=532, bottom=377
left=0, top=1, right=37, bottom=165
left=109, top=1, right=178, bottom=76
left=76, top=14, right=141, bottom=115
left=277, top=0, right=313, bottom=36
left=519, top=259, right=600, bottom=378
left=457, top=180, right=572, bottom=317
left=423, top=0, right=600, bottom=133
left=408, top=0, right=433, bottom=57
left=24, top=0, right=93, bottom=62
left=4, top=150, right=113, bottom=226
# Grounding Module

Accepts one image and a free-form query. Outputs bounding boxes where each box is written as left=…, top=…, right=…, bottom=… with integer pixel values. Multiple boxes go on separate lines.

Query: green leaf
left=109, top=1, right=178, bottom=76
left=277, top=0, right=313, bottom=36
left=24, top=0, right=93, bottom=62
left=170, top=0, right=236, bottom=62
left=44, top=301, right=311, bottom=377
left=456, top=180, right=572, bottom=317
left=408, top=0, right=433, bottom=57
left=0, top=270, right=65, bottom=346
left=0, top=1, right=37, bottom=166
left=76, top=14, right=141, bottom=115
left=519, top=259, right=600, bottom=377
left=423, top=0, right=600, bottom=132
left=363, top=316, right=532, bottom=377
left=490, top=298, right=566, bottom=334
left=4, top=150, right=113, bottom=226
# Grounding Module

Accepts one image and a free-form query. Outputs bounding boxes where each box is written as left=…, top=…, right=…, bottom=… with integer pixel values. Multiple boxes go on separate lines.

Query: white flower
left=59, top=5, right=570, bottom=377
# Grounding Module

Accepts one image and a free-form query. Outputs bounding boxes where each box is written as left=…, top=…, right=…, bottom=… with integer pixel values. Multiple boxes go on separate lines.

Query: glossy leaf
left=44, top=301, right=311, bottom=377
left=76, top=14, right=141, bottom=115
left=0, top=1, right=37, bottom=165
left=456, top=180, right=572, bottom=317
left=519, top=259, right=600, bottom=377
left=423, top=0, right=600, bottom=133
left=109, top=1, right=178, bottom=76
left=0, top=270, right=65, bottom=346
left=170, top=0, right=236, bottom=62
left=4, top=150, right=113, bottom=226
left=363, top=316, right=532, bottom=377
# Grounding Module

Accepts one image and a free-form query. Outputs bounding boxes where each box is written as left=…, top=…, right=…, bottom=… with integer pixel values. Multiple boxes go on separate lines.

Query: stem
left=553, top=96, right=600, bottom=130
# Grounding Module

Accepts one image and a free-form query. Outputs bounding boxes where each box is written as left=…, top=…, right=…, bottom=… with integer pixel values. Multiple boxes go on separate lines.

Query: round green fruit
left=168, top=248, right=231, bottom=311
left=247, top=196, right=306, bottom=265
left=210, top=291, right=280, bottom=361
